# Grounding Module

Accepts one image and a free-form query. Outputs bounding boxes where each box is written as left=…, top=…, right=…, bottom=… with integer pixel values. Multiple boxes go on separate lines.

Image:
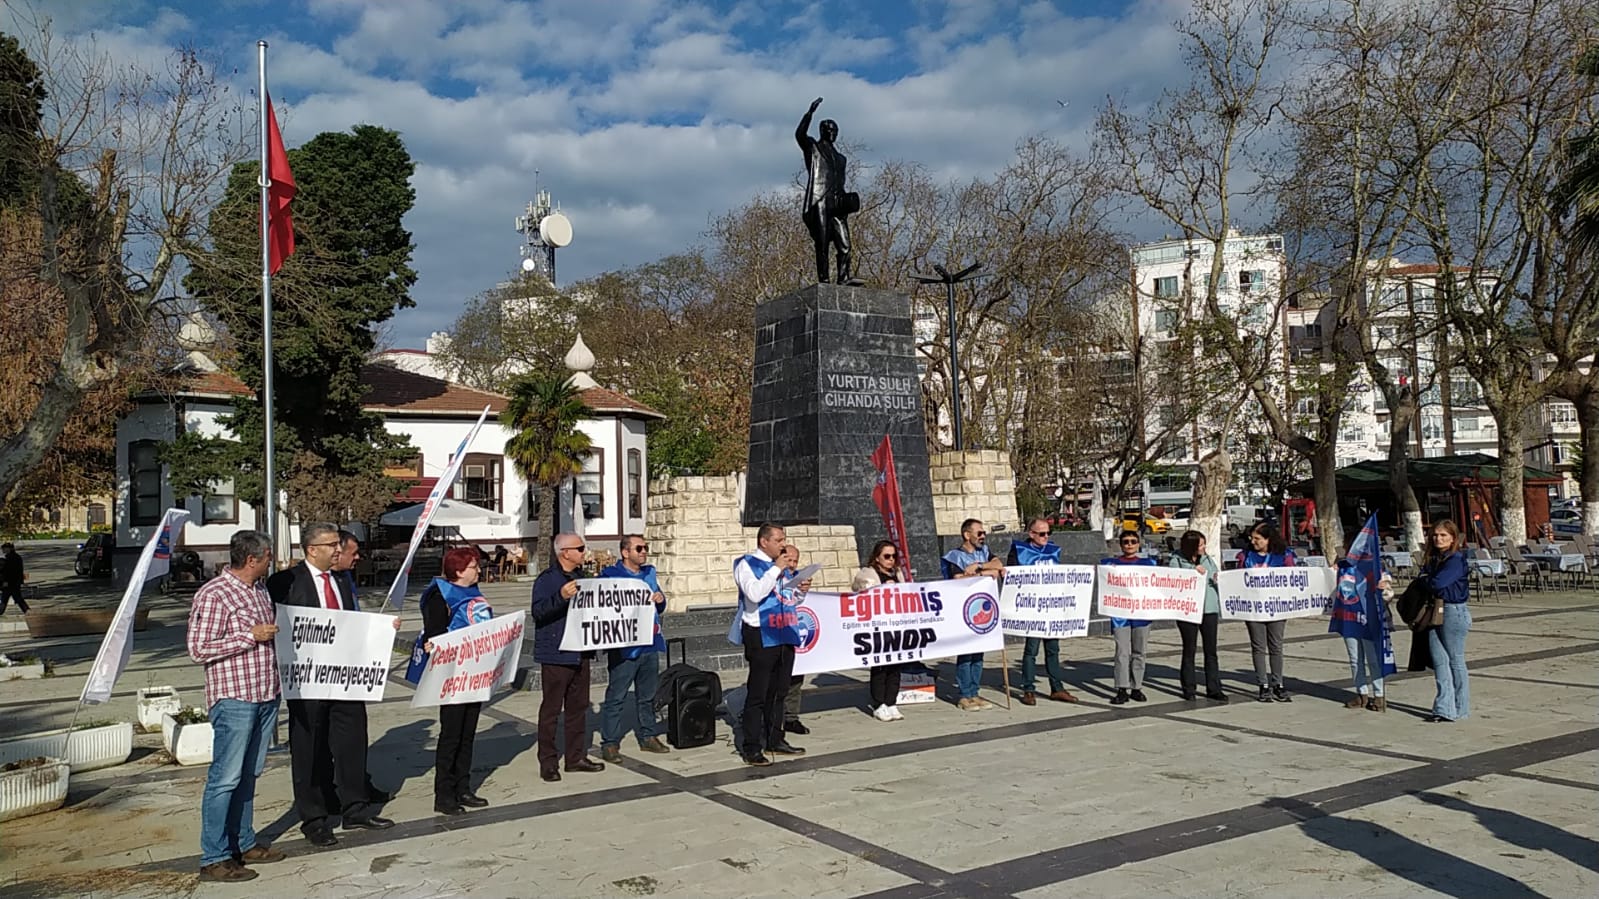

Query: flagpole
left=257, top=41, right=280, bottom=566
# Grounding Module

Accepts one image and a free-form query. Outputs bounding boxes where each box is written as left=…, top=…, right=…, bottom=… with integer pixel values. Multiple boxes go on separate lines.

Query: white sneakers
left=873, top=705, right=904, bottom=721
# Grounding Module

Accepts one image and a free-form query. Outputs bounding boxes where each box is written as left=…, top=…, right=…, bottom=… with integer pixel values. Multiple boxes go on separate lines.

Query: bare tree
left=0, top=16, right=247, bottom=505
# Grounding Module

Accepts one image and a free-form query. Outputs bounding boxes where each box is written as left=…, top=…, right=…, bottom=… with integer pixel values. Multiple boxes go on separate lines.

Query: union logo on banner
left=794, top=606, right=821, bottom=653
left=153, top=525, right=174, bottom=561
left=963, top=592, right=999, bottom=634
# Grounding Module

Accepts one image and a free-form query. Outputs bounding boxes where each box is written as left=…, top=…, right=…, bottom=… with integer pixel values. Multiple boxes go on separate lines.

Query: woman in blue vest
left=1102, top=531, right=1155, bottom=705
left=1168, top=530, right=1227, bottom=702
left=1419, top=519, right=1471, bottom=722
left=420, top=546, right=495, bottom=815
left=852, top=540, right=907, bottom=721
left=1236, top=523, right=1296, bottom=702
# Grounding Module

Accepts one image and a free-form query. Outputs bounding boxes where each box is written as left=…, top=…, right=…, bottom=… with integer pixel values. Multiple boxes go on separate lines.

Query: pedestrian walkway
left=1, top=590, right=1595, bottom=898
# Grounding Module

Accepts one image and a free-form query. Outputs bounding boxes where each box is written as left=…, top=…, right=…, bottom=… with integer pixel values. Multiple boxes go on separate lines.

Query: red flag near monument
left=264, top=98, right=296, bottom=273
left=871, top=434, right=915, bottom=580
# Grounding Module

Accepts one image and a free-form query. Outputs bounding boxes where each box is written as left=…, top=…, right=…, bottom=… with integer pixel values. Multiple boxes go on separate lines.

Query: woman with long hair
left=1169, top=530, right=1227, bottom=703
left=420, top=546, right=495, bottom=814
left=1420, top=520, right=1471, bottom=722
left=1235, top=523, right=1297, bottom=702
left=853, top=540, right=906, bottom=721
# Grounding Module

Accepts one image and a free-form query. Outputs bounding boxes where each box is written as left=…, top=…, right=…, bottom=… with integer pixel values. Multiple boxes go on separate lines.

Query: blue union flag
left=1330, top=512, right=1396, bottom=675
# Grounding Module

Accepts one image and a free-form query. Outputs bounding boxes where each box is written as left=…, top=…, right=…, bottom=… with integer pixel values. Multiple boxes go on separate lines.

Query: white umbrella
left=379, top=498, right=513, bottom=528
left=571, top=482, right=587, bottom=538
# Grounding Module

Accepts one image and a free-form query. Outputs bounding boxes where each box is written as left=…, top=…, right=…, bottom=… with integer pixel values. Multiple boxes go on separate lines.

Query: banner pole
left=1000, top=644, right=1012, bottom=710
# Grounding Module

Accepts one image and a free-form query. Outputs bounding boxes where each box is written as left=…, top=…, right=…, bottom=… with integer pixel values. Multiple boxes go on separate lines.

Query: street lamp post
left=914, top=262, right=985, bottom=451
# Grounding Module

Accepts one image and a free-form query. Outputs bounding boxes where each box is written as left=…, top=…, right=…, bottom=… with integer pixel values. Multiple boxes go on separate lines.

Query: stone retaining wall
left=929, top=450, right=1018, bottom=537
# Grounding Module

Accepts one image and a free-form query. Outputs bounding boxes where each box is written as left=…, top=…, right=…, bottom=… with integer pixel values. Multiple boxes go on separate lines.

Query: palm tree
left=1555, top=45, right=1599, bottom=255
left=503, top=373, right=592, bottom=573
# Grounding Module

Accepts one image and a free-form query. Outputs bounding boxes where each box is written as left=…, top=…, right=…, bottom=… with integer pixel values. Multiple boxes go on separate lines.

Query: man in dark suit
left=267, top=522, right=394, bottom=846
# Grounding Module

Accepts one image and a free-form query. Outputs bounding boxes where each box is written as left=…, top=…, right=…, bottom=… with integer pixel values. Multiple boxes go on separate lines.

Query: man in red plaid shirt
left=187, top=530, right=288, bottom=883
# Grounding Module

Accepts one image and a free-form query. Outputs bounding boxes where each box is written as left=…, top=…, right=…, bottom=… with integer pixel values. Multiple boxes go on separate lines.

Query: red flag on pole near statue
left=870, top=434, right=915, bottom=580
left=265, top=98, right=296, bottom=273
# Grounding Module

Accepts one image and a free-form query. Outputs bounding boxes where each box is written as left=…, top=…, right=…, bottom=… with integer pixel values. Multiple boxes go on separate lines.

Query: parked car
left=74, top=533, right=116, bottom=576
left=1167, top=507, right=1192, bottom=530
left=1122, top=514, right=1171, bottom=535
left=1551, top=508, right=1583, bottom=536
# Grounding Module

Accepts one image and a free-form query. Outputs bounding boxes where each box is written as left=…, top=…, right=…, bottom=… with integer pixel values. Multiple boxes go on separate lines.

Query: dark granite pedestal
left=742, top=283, right=940, bottom=577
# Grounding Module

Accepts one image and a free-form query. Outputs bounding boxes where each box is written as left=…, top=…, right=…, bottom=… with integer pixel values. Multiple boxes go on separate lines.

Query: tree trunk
left=536, top=484, right=557, bottom=573
left=1496, top=414, right=1529, bottom=547
left=1385, top=390, right=1425, bottom=552
left=1576, top=388, right=1599, bottom=539
left=1311, top=441, right=1345, bottom=557
left=1190, top=447, right=1230, bottom=558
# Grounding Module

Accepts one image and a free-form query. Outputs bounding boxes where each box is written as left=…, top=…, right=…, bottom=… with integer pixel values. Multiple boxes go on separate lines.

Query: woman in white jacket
left=852, top=540, right=906, bottom=721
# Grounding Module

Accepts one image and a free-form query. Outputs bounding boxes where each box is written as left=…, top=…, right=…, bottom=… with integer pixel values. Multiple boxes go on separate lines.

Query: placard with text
left=274, top=606, right=398, bottom=701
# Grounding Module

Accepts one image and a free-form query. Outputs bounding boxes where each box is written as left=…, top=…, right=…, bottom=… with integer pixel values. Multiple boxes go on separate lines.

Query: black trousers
left=435, top=701, right=482, bottom=801
left=869, top=664, right=904, bottom=708
left=537, top=660, right=591, bottom=772
left=1176, top=612, right=1223, bottom=696
left=740, top=624, right=794, bottom=756
left=286, top=698, right=373, bottom=829
left=0, top=583, right=28, bottom=615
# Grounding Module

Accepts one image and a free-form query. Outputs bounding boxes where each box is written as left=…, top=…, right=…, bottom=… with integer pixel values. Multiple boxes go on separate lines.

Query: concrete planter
left=161, top=714, right=213, bottom=766
left=0, top=757, right=69, bottom=822
left=0, top=663, right=45, bottom=681
left=0, top=722, right=134, bottom=773
left=136, top=687, right=183, bottom=732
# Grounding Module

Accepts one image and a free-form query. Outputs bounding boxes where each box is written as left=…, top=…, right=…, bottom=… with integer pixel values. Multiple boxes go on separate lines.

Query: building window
left=129, top=440, right=163, bottom=526
left=627, top=449, right=643, bottom=519
left=577, top=450, right=604, bottom=521
left=458, top=453, right=503, bottom=512
left=1238, top=270, right=1265, bottom=294
left=1154, top=309, right=1180, bottom=333
left=202, top=478, right=238, bottom=524
left=88, top=503, right=107, bottom=528
left=1153, top=276, right=1179, bottom=298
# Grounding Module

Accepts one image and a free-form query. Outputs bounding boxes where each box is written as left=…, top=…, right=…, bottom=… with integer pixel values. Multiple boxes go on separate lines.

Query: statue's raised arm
left=796, top=97, right=856, bottom=284
left=797, top=97, right=823, bottom=149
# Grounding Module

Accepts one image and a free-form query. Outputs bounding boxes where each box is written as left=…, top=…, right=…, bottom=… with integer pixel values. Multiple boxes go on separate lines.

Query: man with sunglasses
left=942, top=518, right=1005, bottom=710
left=532, top=533, right=606, bottom=781
left=1007, top=517, right=1078, bottom=705
left=597, top=535, right=670, bottom=763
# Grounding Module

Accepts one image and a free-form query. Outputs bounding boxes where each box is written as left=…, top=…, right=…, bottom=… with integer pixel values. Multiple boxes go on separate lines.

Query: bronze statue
left=797, top=97, right=860, bottom=284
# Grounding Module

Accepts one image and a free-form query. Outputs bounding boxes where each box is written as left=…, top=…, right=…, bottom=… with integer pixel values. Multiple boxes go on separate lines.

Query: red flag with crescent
left=870, top=434, right=914, bottom=580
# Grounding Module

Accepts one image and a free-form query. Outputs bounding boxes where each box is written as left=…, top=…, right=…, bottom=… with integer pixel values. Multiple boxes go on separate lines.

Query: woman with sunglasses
left=852, top=540, right=907, bottom=721
left=1102, top=531, right=1155, bottom=705
left=1236, top=523, right=1297, bottom=702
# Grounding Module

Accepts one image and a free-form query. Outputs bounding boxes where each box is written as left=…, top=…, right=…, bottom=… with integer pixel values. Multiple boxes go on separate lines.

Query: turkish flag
left=265, top=98, right=296, bottom=274
left=870, top=434, right=915, bottom=580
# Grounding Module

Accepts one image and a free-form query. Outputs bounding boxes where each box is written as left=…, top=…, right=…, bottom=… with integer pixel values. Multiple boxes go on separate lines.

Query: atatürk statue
left=797, top=97, right=860, bottom=284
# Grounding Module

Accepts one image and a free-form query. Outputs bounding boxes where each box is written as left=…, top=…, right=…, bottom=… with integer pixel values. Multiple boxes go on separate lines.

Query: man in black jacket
left=531, top=533, right=605, bottom=782
left=0, top=543, right=27, bottom=616
left=266, top=523, right=394, bottom=846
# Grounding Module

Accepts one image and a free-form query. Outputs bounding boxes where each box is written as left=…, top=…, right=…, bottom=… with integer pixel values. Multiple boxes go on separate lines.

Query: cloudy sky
left=20, top=0, right=1191, bottom=346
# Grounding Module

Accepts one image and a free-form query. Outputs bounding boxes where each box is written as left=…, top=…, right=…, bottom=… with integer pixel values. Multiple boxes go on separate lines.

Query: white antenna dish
left=521, top=257, right=537, bottom=272
left=539, top=211, right=573, bottom=248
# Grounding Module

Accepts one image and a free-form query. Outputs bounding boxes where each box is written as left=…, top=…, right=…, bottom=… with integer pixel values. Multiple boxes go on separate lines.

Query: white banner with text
left=559, top=578, right=657, bottom=652
left=410, top=611, right=527, bottom=707
left=1095, top=566, right=1206, bottom=623
left=1217, top=567, right=1337, bottom=621
left=274, top=606, right=399, bottom=701
left=791, top=577, right=1005, bottom=677
left=999, top=565, right=1095, bottom=638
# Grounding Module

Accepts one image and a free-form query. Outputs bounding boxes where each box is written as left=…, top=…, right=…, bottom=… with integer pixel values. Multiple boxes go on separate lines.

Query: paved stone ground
left=1, top=542, right=1595, bottom=898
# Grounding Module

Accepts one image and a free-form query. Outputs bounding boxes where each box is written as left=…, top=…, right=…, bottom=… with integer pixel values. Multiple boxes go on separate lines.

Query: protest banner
left=383, top=405, right=491, bottom=611
left=274, top=606, right=399, bottom=701
left=559, top=578, right=657, bottom=652
left=410, top=611, right=527, bottom=708
left=1095, top=565, right=1206, bottom=623
left=999, top=564, right=1095, bottom=639
left=791, top=577, right=1004, bottom=677
left=81, top=508, right=190, bottom=704
left=1217, top=566, right=1337, bottom=621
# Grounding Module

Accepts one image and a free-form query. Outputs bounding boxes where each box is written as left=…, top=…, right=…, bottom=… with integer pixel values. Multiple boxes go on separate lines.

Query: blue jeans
left=200, top=697, right=279, bottom=866
left=1428, top=603, right=1471, bottom=720
left=1342, top=636, right=1385, bottom=697
left=955, top=653, right=983, bottom=699
left=1020, top=638, right=1065, bottom=693
left=601, top=652, right=661, bottom=747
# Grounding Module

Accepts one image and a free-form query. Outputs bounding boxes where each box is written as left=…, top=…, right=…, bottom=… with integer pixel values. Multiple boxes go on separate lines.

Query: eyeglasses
left=307, top=542, right=340, bottom=549
left=1030, top=530, right=1049, bottom=537
left=1120, top=539, right=1140, bottom=545
left=630, top=545, right=650, bottom=553
left=562, top=544, right=586, bottom=553
left=879, top=553, right=897, bottom=561
left=972, top=531, right=987, bottom=538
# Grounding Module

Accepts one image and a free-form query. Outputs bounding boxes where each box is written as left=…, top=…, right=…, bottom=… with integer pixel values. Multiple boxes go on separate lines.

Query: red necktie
left=321, top=572, right=341, bottom=610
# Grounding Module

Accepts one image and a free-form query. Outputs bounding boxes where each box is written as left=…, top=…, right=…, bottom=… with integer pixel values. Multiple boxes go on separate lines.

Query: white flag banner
left=559, top=578, right=657, bottom=652
left=384, top=405, right=491, bottom=611
left=1218, top=567, right=1338, bottom=621
left=410, top=612, right=527, bottom=707
left=791, top=577, right=1005, bottom=677
left=1095, top=565, right=1206, bottom=623
left=274, top=606, right=399, bottom=701
left=999, top=564, right=1095, bottom=638
left=80, top=508, right=191, bottom=704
